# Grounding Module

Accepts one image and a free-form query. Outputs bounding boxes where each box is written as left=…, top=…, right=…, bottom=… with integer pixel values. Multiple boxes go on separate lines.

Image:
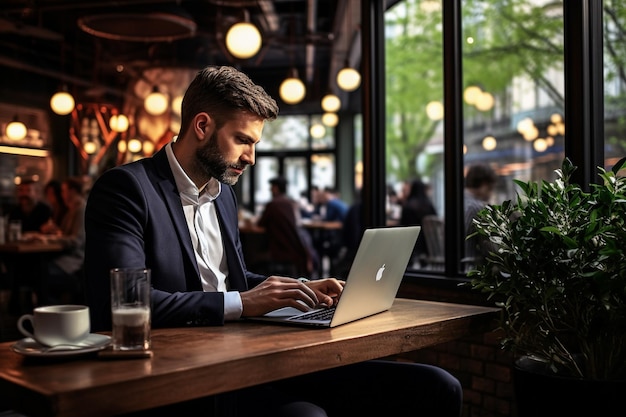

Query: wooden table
left=0, top=239, right=66, bottom=313
left=0, top=240, right=64, bottom=254
left=0, top=299, right=498, bottom=417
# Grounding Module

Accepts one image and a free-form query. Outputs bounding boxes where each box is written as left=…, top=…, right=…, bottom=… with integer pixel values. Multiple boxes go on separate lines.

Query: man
left=464, top=163, right=498, bottom=264
left=41, top=176, right=86, bottom=305
left=85, top=66, right=462, bottom=417
left=8, top=179, right=52, bottom=232
left=257, top=177, right=317, bottom=277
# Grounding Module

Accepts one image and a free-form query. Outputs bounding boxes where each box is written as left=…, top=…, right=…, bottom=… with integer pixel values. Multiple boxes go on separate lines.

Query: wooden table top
left=0, top=240, right=64, bottom=254
left=238, top=219, right=344, bottom=234
left=0, top=298, right=498, bottom=417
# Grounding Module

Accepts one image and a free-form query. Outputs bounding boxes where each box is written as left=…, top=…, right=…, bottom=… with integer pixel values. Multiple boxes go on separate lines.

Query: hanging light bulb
left=463, top=86, right=482, bottom=105
left=117, top=139, right=127, bottom=154
left=171, top=95, right=183, bottom=115
left=426, top=101, right=444, bottom=121
left=279, top=69, right=306, bottom=105
left=322, top=113, right=339, bottom=127
left=50, top=89, right=75, bottom=115
left=109, top=114, right=129, bottom=133
left=128, top=138, right=143, bottom=153
left=482, top=135, right=497, bottom=151
left=337, top=66, right=361, bottom=92
left=225, top=18, right=262, bottom=59
left=144, top=86, right=168, bottom=116
left=321, top=94, right=341, bottom=112
left=310, top=123, right=326, bottom=139
left=84, top=141, right=98, bottom=155
left=5, top=116, right=27, bottom=141
left=143, top=140, right=155, bottom=155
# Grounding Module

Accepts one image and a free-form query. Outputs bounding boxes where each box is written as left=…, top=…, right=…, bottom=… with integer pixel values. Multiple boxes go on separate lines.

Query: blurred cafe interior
left=0, top=1, right=625, bottom=415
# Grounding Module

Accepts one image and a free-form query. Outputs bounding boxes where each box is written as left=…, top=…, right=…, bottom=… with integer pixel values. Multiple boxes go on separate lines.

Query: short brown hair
left=465, top=164, right=497, bottom=189
left=179, top=66, right=279, bottom=137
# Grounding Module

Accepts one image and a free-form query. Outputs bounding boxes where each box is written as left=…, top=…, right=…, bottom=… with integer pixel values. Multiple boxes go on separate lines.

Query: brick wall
left=396, top=278, right=517, bottom=417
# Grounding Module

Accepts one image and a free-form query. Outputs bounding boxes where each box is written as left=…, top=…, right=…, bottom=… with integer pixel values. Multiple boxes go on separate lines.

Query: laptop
left=248, top=226, right=421, bottom=328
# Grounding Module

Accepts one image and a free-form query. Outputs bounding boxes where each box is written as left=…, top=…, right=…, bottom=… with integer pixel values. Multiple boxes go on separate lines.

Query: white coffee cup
left=17, top=305, right=90, bottom=347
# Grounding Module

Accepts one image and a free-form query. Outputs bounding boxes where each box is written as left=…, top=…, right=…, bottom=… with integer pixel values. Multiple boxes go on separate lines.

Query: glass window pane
left=311, top=115, right=335, bottom=150
left=311, top=153, right=336, bottom=190
left=253, top=156, right=278, bottom=213
left=385, top=0, right=445, bottom=271
left=258, top=115, right=309, bottom=150
left=604, top=0, right=626, bottom=168
left=284, top=156, right=309, bottom=200
left=461, top=0, right=565, bottom=271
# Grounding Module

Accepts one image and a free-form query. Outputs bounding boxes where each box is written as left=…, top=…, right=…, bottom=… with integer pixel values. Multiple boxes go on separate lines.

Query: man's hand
left=240, top=277, right=345, bottom=317
left=306, top=278, right=345, bottom=308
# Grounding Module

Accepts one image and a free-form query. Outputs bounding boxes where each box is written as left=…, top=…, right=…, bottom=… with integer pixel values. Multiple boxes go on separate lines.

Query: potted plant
left=466, top=157, right=626, bottom=416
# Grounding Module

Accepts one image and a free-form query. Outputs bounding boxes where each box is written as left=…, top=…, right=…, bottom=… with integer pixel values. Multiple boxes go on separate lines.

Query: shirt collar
left=165, top=141, right=221, bottom=202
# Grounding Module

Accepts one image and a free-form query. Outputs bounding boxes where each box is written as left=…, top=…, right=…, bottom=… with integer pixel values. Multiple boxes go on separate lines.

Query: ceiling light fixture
left=279, top=69, right=306, bottom=105
left=50, top=88, right=76, bottom=115
left=310, top=123, right=326, bottom=139
left=144, top=86, right=168, bottom=116
left=5, top=116, right=27, bottom=141
left=321, top=94, right=341, bottom=112
left=109, top=114, right=130, bottom=133
left=225, top=10, right=262, bottom=59
left=322, top=113, right=339, bottom=127
left=426, top=101, right=444, bottom=121
left=337, top=66, right=361, bottom=92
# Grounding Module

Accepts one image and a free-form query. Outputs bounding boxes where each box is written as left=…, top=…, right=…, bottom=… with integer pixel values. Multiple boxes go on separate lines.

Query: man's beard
left=195, top=132, right=246, bottom=185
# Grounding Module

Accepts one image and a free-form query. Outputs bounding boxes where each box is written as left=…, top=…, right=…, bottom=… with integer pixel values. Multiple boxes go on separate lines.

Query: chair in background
left=420, top=215, right=477, bottom=272
left=420, top=215, right=445, bottom=271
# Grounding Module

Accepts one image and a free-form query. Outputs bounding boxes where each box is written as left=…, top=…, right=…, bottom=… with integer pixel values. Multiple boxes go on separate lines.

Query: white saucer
left=11, top=334, right=112, bottom=357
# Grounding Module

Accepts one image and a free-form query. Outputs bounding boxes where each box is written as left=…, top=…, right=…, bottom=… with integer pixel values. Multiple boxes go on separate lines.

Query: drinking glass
left=110, top=268, right=151, bottom=351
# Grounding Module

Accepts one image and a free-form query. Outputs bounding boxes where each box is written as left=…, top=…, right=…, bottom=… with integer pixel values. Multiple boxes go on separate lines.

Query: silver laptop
left=248, top=226, right=420, bottom=328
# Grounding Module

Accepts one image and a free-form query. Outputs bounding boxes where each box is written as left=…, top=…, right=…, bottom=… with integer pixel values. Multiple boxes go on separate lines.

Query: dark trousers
left=121, top=360, right=462, bottom=417
left=271, top=360, right=463, bottom=417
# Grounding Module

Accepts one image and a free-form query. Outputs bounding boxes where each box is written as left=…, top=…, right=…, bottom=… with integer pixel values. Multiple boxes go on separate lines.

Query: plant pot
left=513, top=356, right=626, bottom=417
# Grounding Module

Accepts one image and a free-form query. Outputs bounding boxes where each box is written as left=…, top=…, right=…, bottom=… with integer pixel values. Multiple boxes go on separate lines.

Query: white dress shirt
left=165, top=142, right=243, bottom=319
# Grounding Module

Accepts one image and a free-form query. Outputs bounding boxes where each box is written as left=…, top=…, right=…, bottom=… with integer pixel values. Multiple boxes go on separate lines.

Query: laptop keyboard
left=293, top=307, right=336, bottom=321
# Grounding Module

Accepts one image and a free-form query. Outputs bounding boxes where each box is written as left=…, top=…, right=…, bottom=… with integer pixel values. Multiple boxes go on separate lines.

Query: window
left=381, top=0, right=617, bottom=277
left=604, top=0, right=626, bottom=168
left=240, top=114, right=339, bottom=217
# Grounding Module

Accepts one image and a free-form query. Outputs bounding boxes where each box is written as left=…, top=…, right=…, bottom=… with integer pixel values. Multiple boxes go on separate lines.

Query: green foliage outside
left=384, top=0, right=626, bottom=182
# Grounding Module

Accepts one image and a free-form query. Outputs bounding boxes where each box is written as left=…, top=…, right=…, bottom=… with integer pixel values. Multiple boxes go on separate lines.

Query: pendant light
left=279, top=14, right=305, bottom=105
left=6, top=115, right=27, bottom=141
left=322, top=112, right=339, bottom=127
left=50, top=87, right=76, bottom=115
left=337, top=66, right=361, bottom=92
left=225, top=10, right=262, bottom=59
left=310, top=122, right=326, bottom=139
left=336, top=6, right=361, bottom=92
left=109, top=114, right=130, bottom=133
left=144, top=86, right=168, bottom=116
left=279, top=69, right=306, bottom=105
left=321, top=94, right=341, bottom=113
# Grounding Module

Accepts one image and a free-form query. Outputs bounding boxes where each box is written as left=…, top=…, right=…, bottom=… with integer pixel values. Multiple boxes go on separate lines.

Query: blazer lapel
left=153, top=149, right=201, bottom=283
left=214, top=190, right=248, bottom=291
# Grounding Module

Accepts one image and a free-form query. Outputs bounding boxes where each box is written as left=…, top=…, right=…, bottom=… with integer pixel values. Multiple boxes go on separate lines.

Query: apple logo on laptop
left=375, top=264, right=386, bottom=281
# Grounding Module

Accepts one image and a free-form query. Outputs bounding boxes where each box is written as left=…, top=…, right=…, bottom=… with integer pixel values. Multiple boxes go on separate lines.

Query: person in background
left=8, top=179, right=52, bottom=233
left=41, top=179, right=68, bottom=232
left=399, top=179, right=437, bottom=266
left=297, top=189, right=315, bottom=219
left=40, top=177, right=86, bottom=305
left=257, top=177, right=318, bottom=277
left=319, top=187, right=348, bottom=222
left=464, top=163, right=498, bottom=264
left=84, top=65, right=462, bottom=417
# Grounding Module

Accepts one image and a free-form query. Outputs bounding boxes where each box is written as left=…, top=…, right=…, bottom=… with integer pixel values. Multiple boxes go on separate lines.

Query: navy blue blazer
left=85, top=147, right=266, bottom=331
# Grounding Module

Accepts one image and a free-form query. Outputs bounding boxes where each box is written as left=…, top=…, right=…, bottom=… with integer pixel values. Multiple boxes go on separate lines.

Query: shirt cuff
left=224, top=291, right=243, bottom=320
